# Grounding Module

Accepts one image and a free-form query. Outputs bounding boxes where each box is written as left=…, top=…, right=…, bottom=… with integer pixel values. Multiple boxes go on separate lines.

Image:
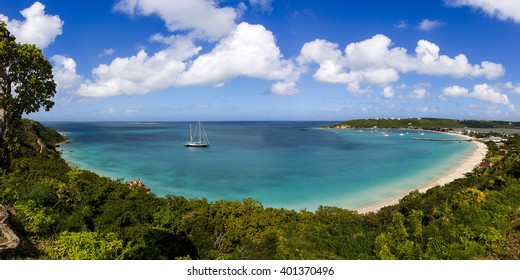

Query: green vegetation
left=1, top=119, right=520, bottom=260
left=328, top=118, right=520, bottom=130
left=0, top=21, right=56, bottom=163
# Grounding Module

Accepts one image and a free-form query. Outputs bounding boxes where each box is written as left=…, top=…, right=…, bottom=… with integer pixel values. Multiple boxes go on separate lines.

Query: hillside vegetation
left=1, top=119, right=520, bottom=259
left=328, top=118, right=520, bottom=130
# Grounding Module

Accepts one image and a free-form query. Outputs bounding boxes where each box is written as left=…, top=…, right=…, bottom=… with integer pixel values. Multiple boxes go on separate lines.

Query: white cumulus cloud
left=470, top=83, right=510, bottom=105
left=78, top=1, right=298, bottom=97
left=0, top=1, right=63, bottom=49
left=414, top=39, right=503, bottom=79
left=269, top=81, right=298, bottom=96
left=299, top=39, right=349, bottom=83
left=298, top=34, right=505, bottom=92
left=114, top=0, right=237, bottom=40
left=446, top=0, right=520, bottom=23
left=78, top=23, right=299, bottom=97
left=442, top=84, right=511, bottom=105
left=442, top=85, right=470, bottom=97
left=77, top=36, right=201, bottom=97
left=51, top=55, right=83, bottom=92
left=179, top=22, right=298, bottom=93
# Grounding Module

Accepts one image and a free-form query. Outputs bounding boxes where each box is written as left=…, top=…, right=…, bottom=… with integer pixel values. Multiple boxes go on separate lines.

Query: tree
left=46, top=231, right=125, bottom=260
left=0, top=21, right=56, bottom=161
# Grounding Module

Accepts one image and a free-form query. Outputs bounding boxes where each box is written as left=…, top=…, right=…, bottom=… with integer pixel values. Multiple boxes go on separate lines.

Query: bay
left=46, top=121, right=474, bottom=211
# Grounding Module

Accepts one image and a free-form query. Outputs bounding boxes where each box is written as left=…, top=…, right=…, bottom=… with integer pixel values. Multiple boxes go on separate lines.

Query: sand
left=356, top=134, right=489, bottom=214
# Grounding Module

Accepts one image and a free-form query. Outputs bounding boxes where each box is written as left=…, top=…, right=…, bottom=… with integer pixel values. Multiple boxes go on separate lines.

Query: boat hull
left=184, top=142, right=210, bottom=148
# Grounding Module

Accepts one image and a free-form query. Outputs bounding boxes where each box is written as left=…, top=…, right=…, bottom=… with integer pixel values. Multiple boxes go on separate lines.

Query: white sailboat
left=185, top=121, right=210, bottom=148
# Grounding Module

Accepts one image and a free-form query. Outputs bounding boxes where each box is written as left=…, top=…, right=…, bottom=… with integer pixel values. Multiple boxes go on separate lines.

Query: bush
left=46, top=231, right=124, bottom=260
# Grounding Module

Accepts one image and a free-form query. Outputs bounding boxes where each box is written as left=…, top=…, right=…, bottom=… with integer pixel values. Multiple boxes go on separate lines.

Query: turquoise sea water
left=46, top=122, right=474, bottom=210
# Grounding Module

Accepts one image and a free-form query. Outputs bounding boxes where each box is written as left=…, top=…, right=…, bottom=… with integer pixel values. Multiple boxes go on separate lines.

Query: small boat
left=185, top=121, right=210, bottom=148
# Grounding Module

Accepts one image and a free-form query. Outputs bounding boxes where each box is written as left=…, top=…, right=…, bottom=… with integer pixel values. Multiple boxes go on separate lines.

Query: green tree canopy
left=0, top=21, right=56, bottom=161
left=46, top=231, right=125, bottom=260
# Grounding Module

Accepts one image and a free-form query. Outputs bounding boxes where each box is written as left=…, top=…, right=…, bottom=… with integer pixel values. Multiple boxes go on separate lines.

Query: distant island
left=326, top=117, right=520, bottom=131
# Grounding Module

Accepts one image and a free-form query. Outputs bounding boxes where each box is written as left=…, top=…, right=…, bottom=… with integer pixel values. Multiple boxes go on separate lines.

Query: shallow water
left=47, top=121, right=473, bottom=210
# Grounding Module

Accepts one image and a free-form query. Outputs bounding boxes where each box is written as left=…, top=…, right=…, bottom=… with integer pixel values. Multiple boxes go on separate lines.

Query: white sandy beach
left=356, top=135, right=489, bottom=214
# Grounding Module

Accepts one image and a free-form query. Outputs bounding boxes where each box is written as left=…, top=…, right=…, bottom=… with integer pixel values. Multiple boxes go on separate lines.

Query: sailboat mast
left=198, top=122, right=202, bottom=143
left=189, top=124, right=193, bottom=142
left=185, top=121, right=209, bottom=147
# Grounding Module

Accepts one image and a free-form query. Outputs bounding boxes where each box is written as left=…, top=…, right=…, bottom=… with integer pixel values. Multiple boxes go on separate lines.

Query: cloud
left=417, top=105, right=437, bottom=113
left=418, top=19, right=446, bottom=30
left=409, top=88, right=428, bottom=99
left=298, top=39, right=343, bottom=65
left=299, top=36, right=402, bottom=87
left=236, top=2, right=248, bottom=18
left=513, top=84, right=520, bottom=94
left=394, top=20, right=408, bottom=29
left=298, top=34, right=505, bottom=92
left=414, top=39, right=504, bottom=79
left=114, top=0, right=237, bottom=40
left=89, top=1, right=297, bottom=96
left=99, top=48, right=115, bottom=57
left=345, top=35, right=407, bottom=72
left=0, top=1, right=63, bottom=48
left=179, top=22, right=298, bottom=93
left=51, top=55, right=83, bottom=92
left=442, top=84, right=511, bottom=105
left=249, top=0, right=273, bottom=13
left=446, top=0, right=520, bottom=23
left=470, top=83, right=510, bottom=105
left=77, top=36, right=201, bottom=97
left=78, top=23, right=298, bottom=97
left=269, top=81, right=298, bottom=96
left=298, top=39, right=346, bottom=83
left=382, top=86, right=395, bottom=98
left=442, top=85, right=469, bottom=97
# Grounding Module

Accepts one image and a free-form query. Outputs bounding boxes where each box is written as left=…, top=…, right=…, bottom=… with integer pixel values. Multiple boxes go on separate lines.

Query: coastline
left=356, top=134, right=488, bottom=214
left=54, top=122, right=490, bottom=212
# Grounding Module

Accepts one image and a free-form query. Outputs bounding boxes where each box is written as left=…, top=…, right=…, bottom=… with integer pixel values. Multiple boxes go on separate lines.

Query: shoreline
left=356, top=134, right=488, bottom=214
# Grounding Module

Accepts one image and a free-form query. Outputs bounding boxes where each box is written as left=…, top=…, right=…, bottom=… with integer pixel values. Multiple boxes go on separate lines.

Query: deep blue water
left=46, top=121, right=474, bottom=210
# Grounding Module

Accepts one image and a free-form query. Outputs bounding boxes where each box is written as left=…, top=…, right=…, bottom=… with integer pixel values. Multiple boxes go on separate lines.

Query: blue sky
left=2, top=0, right=520, bottom=121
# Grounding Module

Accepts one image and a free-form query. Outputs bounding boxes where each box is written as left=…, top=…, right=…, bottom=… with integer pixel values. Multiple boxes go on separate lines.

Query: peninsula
left=327, top=117, right=520, bottom=131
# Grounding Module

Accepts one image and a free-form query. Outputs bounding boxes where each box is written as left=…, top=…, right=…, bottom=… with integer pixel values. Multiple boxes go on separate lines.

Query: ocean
left=46, top=121, right=474, bottom=211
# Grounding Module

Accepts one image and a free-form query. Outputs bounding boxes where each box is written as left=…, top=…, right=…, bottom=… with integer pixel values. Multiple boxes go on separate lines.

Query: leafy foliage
left=2, top=119, right=520, bottom=259
left=1, top=21, right=56, bottom=162
left=46, top=231, right=124, bottom=260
